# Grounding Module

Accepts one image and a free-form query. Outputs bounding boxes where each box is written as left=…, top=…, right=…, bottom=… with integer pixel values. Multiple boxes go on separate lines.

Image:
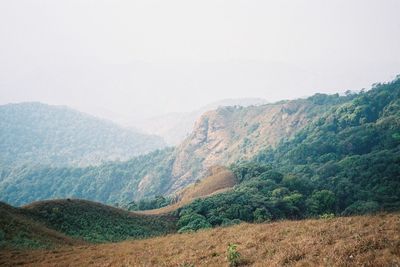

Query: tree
left=306, top=190, right=336, bottom=215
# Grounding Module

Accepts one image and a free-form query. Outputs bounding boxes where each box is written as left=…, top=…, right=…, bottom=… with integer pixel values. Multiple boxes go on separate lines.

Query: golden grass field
left=1, top=213, right=399, bottom=267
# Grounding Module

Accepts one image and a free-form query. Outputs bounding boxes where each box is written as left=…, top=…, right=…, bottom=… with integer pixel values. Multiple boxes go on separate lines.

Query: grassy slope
left=139, top=166, right=236, bottom=215
left=1, top=213, right=399, bottom=267
left=0, top=199, right=177, bottom=248
left=22, top=199, right=177, bottom=243
left=2, top=176, right=241, bottom=249
left=0, top=202, right=85, bottom=249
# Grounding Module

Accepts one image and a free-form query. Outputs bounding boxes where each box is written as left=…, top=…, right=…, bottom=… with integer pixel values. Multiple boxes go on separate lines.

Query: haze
left=1, top=0, right=399, bottom=123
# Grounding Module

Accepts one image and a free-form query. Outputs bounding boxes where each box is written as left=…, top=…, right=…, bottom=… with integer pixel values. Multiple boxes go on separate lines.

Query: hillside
left=133, top=98, right=267, bottom=145
left=166, top=97, right=344, bottom=193
left=172, top=78, right=400, bottom=233
left=0, top=102, right=165, bottom=168
left=0, top=199, right=176, bottom=247
left=0, top=148, right=175, bottom=206
left=1, top=213, right=398, bottom=266
left=0, top=97, right=326, bottom=205
left=139, top=166, right=236, bottom=215
left=0, top=202, right=85, bottom=249
left=1, top=78, right=399, bottom=208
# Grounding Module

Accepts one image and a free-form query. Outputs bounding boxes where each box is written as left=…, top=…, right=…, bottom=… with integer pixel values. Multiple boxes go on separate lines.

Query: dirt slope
left=1, top=213, right=399, bottom=267
left=139, top=166, right=236, bottom=215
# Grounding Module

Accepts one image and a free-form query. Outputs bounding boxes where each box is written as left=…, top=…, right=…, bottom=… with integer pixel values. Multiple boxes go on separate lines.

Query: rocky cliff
left=138, top=97, right=335, bottom=196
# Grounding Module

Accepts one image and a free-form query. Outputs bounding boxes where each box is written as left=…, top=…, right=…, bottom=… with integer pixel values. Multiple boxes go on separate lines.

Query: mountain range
left=1, top=78, right=399, bottom=208
left=0, top=77, right=399, bottom=267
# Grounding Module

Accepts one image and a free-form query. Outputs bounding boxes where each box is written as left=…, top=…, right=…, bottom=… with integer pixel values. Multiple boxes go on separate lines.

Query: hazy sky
left=1, top=0, right=400, bottom=122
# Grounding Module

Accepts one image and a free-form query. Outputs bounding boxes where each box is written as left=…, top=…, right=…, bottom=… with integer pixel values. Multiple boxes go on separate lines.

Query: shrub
left=253, top=208, right=272, bottom=223
left=342, top=201, right=380, bottom=215
left=227, top=243, right=241, bottom=267
left=177, top=213, right=211, bottom=233
left=319, top=213, right=335, bottom=219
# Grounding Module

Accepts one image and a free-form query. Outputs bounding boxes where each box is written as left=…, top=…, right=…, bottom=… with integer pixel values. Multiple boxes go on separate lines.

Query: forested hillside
left=0, top=102, right=165, bottom=168
left=0, top=97, right=332, bottom=206
left=175, top=78, right=400, bottom=232
left=0, top=149, right=175, bottom=206
left=1, top=79, right=399, bottom=210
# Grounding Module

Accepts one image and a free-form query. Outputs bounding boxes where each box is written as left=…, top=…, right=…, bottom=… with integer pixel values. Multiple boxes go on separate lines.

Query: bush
left=227, top=243, right=241, bottom=267
left=319, top=213, right=335, bottom=220
left=342, top=201, right=380, bottom=216
left=253, top=208, right=272, bottom=223
left=177, top=213, right=211, bottom=233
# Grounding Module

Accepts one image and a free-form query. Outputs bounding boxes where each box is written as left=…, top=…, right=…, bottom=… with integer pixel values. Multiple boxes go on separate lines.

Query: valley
left=0, top=77, right=399, bottom=266
left=2, top=2, right=399, bottom=266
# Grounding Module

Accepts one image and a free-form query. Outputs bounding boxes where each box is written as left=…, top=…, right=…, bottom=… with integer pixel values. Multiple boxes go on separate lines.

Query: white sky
left=1, top=0, right=400, bottom=121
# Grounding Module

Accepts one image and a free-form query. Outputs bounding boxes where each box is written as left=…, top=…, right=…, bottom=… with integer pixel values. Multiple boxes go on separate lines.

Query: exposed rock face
left=166, top=99, right=330, bottom=193
left=133, top=98, right=267, bottom=145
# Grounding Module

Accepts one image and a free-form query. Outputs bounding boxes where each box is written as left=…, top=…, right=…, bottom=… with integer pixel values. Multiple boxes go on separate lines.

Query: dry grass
left=140, top=166, right=236, bottom=215
left=1, top=213, right=399, bottom=267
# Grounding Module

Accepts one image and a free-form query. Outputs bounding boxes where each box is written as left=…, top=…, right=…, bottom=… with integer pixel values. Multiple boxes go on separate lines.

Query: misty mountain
left=133, top=98, right=267, bottom=145
left=1, top=78, right=399, bottom=207
left=0, top=102, right=165, bottom=168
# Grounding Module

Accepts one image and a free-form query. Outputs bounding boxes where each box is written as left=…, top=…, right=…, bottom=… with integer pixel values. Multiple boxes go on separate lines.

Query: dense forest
left=0, top=148, right=175, bottom=206
left=175, top=78, right=400, bottom=232
left=0, top=102, right=165, bottom=168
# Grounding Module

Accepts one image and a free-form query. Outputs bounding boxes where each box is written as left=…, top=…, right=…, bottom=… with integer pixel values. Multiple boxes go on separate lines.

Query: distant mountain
left=133, top=98, right=267, bottom=145
left=0, top=102, right=165, bottom=168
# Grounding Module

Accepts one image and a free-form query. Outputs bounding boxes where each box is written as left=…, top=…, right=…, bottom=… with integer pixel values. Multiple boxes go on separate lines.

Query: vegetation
left=136, top=167, right=236, bottom=216
left=24, top=199, right=176, bottom=243
left=0, top=198, right=176, bottom=248
left=1, top=213, right=398, bottom=266
left=1, top=77, right=399, bottom=241
left=0, top=148, right=175, bottom=206
left=227, top=243, right=241, bottom=267
left=0, top=83, right=364, bottom=208
left=0, top=102, right=165, bottom=169
left=0, top=202, right=83, bottom=249
left=176, top=78, right=400, bottom=232
left=123, top=195, right=172, bottom=211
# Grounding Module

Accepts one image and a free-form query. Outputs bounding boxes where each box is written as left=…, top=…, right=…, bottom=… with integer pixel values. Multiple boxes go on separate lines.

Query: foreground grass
left=1, top=213, right=399, bottom=266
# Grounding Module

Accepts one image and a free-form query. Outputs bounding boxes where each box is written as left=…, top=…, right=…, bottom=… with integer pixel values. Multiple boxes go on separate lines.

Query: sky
left=1, top=0, right=400, bottom=123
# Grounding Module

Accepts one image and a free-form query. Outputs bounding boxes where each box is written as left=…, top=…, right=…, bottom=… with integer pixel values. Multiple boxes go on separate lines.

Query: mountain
left=0, top=78, right=399, bottom=267
left=0, top=97, right=323, bottom=206
left=167, top=96, right=343, bottom=192
left=0, top=102, right=165, bottom=168
left=1, top=78, right=399, bottom=208
left=173, top=78, right=400, bottom=233
left=133, top=98, right=267, bottom=145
